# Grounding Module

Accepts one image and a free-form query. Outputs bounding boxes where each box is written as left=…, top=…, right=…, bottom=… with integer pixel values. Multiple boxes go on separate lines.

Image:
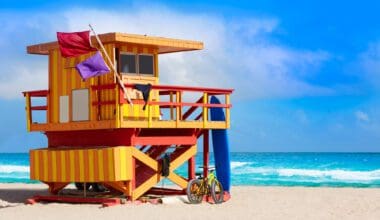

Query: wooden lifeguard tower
left=23, top=32, right=233, bottom=201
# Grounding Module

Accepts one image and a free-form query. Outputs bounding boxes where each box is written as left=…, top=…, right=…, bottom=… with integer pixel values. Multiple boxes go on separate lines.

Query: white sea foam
left=234, top=166, right=380, bottom=182
left=0, top=165, right=29, bottom=173
left=0, top=174, right=29, bottom=179
left=230, top=161, right=253, bottom=169
left=277, top=169, right=380, bottom=181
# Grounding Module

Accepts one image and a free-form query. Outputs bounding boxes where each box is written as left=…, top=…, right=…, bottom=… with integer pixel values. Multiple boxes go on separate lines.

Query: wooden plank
left=226, top=94, right=230, bottom=128
left=27, top=32, right=203, bottom=55
left=167, top=172, right=188, bottom=189
left=25, top=93, right=31, bottom=132
left=131, top=136, right=196, bottom=146
left=170, top=145, right=197, bottom=170
left=203, top=92, right=208, bottom=128
left=132, top=148, right=158, bottom=171
left=30, top=146, right=133, bottom=183
left=132, top=174, right=160, bottom=200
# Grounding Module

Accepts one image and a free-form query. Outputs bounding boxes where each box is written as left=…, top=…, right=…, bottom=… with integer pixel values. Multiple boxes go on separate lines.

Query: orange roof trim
left=27, top=32, right=204, bottom=55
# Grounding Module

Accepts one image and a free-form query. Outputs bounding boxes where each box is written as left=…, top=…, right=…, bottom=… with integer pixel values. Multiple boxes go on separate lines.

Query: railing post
left=188, top=156, right=195, bottom=180
left=115, top=85, right=120, bottom=128
left=148, top=95, right=152, bottom=128
left=176, top=91, right=182, bottom=127
left=169, top=91, right=174, bottom=120
left=225, top=94, right=230, bottom=128
left=203, top=92, right=208, bottom=128
left=45, top=93, right=49, bottom=124
left=25, top=93, right=31, bottom=132
left=203, top=130, right=209, bottom=178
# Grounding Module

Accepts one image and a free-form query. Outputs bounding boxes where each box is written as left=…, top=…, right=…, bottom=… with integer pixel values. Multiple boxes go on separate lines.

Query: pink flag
left=57, top=31, right=97, bottom=58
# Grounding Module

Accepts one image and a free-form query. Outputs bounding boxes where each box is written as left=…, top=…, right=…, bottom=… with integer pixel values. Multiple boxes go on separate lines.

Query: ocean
left=1, top=153, right=380, bottom=187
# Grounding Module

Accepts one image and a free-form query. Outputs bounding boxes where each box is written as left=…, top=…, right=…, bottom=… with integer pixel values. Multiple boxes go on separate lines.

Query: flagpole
left=88, top=24, right=132, bottom=105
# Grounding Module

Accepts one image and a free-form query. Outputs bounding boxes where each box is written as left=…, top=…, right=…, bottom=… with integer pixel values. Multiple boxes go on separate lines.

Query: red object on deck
left=25, top=195, right=122, bottom=207
left=146, top=187, right=186, bottom=196
left=204, top=191, right=231, bottom=204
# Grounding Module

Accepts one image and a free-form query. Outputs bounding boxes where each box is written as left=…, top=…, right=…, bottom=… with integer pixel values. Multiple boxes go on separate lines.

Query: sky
left=0, top=0, right=379, bottom=152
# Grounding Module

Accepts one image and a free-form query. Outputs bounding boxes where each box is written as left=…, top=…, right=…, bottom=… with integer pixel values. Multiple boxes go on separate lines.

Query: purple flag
left=75, top=51, right=110, bottom=79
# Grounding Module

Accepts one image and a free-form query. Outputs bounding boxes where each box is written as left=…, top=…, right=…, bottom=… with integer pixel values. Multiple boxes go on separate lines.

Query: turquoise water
left=1, top=153, right=380, bottom=187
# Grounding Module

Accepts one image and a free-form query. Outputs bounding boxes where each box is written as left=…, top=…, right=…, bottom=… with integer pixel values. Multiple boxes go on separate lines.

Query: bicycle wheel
left=210, top=180, right=224, bottom=204
left=186, top=179, right=203, bottom=204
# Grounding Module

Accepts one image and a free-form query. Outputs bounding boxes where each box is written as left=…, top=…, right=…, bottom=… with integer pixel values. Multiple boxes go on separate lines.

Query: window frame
left=137, top=53, right=155, bottom=76
left=119, top=52, right=137, bottom=75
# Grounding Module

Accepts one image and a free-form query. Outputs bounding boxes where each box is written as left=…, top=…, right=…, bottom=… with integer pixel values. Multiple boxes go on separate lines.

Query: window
left=118, top=51, right=155, bottom=76
left=138, top=54, right=154, bottom=75
left=120, top=53, right=136, bottom=74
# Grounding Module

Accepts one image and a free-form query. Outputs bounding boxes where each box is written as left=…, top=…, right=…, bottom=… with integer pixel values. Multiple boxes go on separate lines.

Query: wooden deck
left=24, top=84, right=233, bottom=132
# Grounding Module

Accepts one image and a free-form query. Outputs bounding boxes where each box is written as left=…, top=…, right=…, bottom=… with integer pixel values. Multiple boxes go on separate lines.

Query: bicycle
left=186, top=166, right=224, bottom=204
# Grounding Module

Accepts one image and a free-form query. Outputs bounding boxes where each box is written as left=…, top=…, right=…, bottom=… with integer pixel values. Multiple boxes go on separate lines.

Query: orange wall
left=47, top=43, right=160, bottom=125
left=30, top=147, right=133, bottom=182
left=48, top=43, right=116, bottom=124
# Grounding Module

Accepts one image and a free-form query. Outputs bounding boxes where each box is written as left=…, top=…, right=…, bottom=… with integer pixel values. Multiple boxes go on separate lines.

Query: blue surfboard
left=210, top=96, right=231, bottom=192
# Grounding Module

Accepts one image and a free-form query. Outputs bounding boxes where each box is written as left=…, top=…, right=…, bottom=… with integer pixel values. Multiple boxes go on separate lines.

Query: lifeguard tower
left=23, top=32, right=233, bottom=202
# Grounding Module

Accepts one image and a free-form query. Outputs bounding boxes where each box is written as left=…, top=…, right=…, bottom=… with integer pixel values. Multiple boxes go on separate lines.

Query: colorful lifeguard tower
left=23, top=32, right=233, bottom=202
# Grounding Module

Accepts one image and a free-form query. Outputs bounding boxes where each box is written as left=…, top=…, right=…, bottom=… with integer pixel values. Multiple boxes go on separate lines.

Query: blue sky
left=0, top=0, right=379, bottom=152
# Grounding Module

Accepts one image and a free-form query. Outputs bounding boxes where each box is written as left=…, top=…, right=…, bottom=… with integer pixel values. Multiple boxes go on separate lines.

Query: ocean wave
left=230, top=161, right=254, bottom=169
left=278, top=169, right=380, bottom=181
left=0, top=165, right=29, bottom=173
left=0, top=174, right=29, bottom=179
left=234, top=167, right=380, bottom=182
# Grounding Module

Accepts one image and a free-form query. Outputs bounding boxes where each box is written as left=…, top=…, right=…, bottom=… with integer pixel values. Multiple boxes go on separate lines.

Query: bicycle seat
left=195, top=172, right=203, bottom=176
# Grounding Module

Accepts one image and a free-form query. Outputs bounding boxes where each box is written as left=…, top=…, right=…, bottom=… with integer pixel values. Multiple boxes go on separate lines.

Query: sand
left=0, top=183, right=379, bottom=220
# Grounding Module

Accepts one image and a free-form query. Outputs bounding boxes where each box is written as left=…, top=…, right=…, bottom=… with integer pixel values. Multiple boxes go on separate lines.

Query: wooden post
left=129, top=157, right=136, bottom=200
left=170, top=91, right=174, bottom=120
left=176, top=91, right=180, bottom=127
left=25, top=93, right=31, bottom=132
left=148, top=95, right=152, bottom=128
left=84, top=182, right=87, bottom=197
left=88, top=24, right=132, bottom=105
left=225, top=94, right=230, bottom=128
left=203, top=130, right=209, bottom=178
left=203, top=92, right=208, bottom=128
left=188, top=156, right=195, bottom=180
left=115, top=86, right=120, bottom=128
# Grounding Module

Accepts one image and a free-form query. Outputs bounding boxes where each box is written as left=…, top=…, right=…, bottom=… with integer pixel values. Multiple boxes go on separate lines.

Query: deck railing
left=23, top=84, right=233, bottom=131
left=22, top=90, right=49, bottom=131
left=121, top=84, right=234, bottom=128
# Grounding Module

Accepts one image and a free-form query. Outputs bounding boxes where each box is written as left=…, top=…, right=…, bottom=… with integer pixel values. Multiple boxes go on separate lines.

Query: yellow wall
left=48, top=43, right=161, bottom=125
left=118, top=45, right=161, bottom=120
left=30, top=147, right=133, bottom=182
left=48, top=43, right=116, bottom=124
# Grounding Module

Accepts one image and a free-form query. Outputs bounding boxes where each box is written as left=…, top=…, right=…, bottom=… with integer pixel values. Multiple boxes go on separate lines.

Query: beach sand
left=0, top=184, right=379, bottom=220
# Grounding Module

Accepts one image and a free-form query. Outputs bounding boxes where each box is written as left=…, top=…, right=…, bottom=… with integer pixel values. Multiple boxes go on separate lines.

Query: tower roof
left=27, top=32, right=204, bottom=55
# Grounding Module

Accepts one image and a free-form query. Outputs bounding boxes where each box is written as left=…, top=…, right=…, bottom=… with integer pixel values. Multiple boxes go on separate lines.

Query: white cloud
left=355, top=110, right=369, bottom=122
left=359, top=41, right=380, bottom=89
left=0, top=6, right=332, bottom=100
